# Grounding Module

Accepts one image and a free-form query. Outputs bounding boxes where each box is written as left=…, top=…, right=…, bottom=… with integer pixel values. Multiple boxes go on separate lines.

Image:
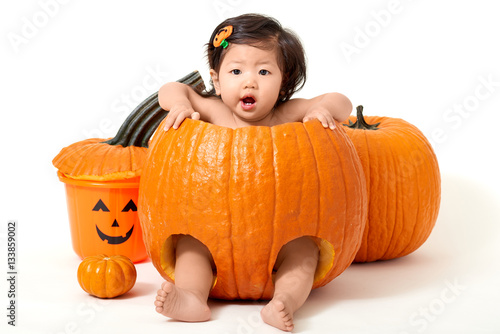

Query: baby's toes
left=161, top=281, right=174, bottom=293
left=157, top=289, right=167, bottom=299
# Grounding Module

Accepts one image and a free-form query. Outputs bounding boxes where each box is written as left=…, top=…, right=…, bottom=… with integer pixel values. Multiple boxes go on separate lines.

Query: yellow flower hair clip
left=213, top=25, right=233, bottom=48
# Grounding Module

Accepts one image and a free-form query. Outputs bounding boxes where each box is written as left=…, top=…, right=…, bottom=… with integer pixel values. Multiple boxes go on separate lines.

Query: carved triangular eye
left=92, top=199, right=110, bottom=212
left=122, top=199, right=137, bottom=212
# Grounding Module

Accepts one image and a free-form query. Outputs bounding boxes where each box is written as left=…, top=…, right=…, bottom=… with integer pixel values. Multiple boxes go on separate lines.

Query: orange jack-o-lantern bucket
left=58, top=172, right=147, bottom=263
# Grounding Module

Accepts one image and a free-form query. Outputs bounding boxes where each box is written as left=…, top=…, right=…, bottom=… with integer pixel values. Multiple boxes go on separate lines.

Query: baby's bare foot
left=261, top=297, right=294, bottom=332
left=154, top=281, right=211, bottom=322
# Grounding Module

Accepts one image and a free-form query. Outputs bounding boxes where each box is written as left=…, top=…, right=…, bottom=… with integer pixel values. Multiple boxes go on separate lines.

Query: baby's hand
left=303, top=106, right=336, bottom=130
left=164, top=104, right=201, bottom=131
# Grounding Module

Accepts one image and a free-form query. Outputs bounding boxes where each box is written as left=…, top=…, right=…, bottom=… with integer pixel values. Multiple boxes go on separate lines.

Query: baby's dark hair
left=206, top=13, right=307, bottom=106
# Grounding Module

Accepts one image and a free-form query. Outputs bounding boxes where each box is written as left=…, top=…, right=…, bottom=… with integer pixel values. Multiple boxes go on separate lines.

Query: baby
left=155, top=13, right=352, bottom=332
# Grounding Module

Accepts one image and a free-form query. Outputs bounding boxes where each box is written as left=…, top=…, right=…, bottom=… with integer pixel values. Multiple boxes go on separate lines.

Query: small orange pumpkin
left=139, top=119, right=368, bottom=300
left=77, top=254, right=137, bottom=298
left=343, top=106, right=441, bottom=262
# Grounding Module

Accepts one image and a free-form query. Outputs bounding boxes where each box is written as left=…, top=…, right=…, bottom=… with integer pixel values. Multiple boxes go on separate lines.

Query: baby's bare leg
left=154, top=235, right=213, bottom=322
left=261, top=237, right=319, bottom=332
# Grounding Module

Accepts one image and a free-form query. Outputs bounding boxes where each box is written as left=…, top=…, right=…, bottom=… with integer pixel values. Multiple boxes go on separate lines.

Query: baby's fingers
left=172, top=114, right=187, bottom=130
left=163, top=113, right=176, bottom=131
left=172, top=111, right=200, bottom=129
left=303, top=114, right=336, bottom=130
left=191, top=112, right=201, bottom=121
left=318, top=114, right=336, bottom=130
left=326, top=118, right=336, bottom=130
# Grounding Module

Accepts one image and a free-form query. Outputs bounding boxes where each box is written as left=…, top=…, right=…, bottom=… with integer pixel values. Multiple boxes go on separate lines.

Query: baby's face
left=211, top=44, right=283, bottom=125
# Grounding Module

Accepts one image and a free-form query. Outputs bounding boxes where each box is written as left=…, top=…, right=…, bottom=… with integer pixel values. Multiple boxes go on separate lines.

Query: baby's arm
left=276, top=93, right=353, bottom=129
left=158, top=82, right=223, bottom=130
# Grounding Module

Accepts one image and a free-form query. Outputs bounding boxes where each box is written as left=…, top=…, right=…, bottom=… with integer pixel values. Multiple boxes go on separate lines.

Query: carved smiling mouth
left=96, top=225, right=134, bottom=245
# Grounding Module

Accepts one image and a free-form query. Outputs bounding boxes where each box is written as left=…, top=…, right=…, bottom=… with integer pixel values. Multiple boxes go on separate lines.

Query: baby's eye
left=259, top=69, right=269, bottom=75
left=231, top=69, right=241, bottom=75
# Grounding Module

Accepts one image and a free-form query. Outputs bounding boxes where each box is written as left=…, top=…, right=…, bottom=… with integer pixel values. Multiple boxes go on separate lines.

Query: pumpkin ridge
left=224, top=126, right=237, bottom=298
left=265, top=125, right=280, bottom=299
left=98, top=143, right=114, bottom=176
left=53, top=139, right=92, bottom=171
left=387, top=127, right=422, bottom=259
left=397, top=128, right=424, bottom=258
left=303, top=122, right=322, bottom=242
left=228, top=128, right=241, bottom=299
left=304, top=122, right=338, bottom=283
left=269, top=124, right=284, bottom=278
left=64, top=141, right=96, bottom=176
left=377, top=127, right=400, bottom=260
left=187, top=122, right=207, bottom=233
left=395, top=127, right=437, bottom=258
left=102, top=259, right=109, bottom=297
left=339, top=128, right=357, bottom=264
left=80, top=143, right=110, bottom=176
left=405, top=126, right=437, bottom=256
left=141, top=120, right=165, bottom=271
left=231, top=126, right=275, bottom=299
left=89, top=260, right=100, bottom=296
left=325, top=126, right=349, bottom=267
left=359, top=128, right=372, bottom=260
left=378, top=128, right=408, bottom=260
left=331, top=128, right=356, bottom=260
left=129, top=145, right=142, bottom=172
left=258, top=126, right=276, bottom=299
left=343, top=129, right=366, bottom=260
left=368, top=128, right=386, bottom=261
left=300, top=123, right=320, bottom=238
left=349, top=129, right=366, bottom=261
left=263, top=126, right=277, bottom=300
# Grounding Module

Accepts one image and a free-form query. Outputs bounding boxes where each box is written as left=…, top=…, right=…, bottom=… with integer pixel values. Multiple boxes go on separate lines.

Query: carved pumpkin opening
left=270, top=236, right=336, bottom=285
left=310, top=237, right=335, bottom=284
left=161, top=234, right=217, bottom=286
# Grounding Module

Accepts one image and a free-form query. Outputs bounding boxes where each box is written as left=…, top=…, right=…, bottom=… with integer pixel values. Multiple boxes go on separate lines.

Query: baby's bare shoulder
left=272, top=98, right=309, bottom=124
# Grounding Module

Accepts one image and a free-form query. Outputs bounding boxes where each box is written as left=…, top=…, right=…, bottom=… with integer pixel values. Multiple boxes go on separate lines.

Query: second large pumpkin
left=138, top=119, right=367, bottom=300
left=343, top=106, right=441, bottom=262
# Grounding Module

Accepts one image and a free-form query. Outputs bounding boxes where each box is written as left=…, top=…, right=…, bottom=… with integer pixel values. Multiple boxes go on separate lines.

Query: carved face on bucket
left=92, top=198, right=137, bottom=244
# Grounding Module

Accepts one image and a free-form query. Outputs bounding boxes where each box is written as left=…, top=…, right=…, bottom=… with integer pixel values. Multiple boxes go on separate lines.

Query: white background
left=1, top=0, right=500, bottom=333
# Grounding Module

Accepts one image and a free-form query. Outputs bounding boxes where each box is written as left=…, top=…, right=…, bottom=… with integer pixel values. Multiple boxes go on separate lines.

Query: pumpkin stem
left=343, top=105, right=380, bottom=130
left=102, top=71, right=205, bottom=148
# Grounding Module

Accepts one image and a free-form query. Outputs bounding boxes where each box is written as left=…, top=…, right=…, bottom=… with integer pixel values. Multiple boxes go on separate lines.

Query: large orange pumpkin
left=138, top=118, right=368, bottom=300
left=343, top=106, right=441, bottom=262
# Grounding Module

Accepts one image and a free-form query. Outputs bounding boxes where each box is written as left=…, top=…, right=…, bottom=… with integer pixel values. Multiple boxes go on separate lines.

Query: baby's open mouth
left=240, top=96, right=256, bottom=111
left=242, top=96, right=255, bottom=105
